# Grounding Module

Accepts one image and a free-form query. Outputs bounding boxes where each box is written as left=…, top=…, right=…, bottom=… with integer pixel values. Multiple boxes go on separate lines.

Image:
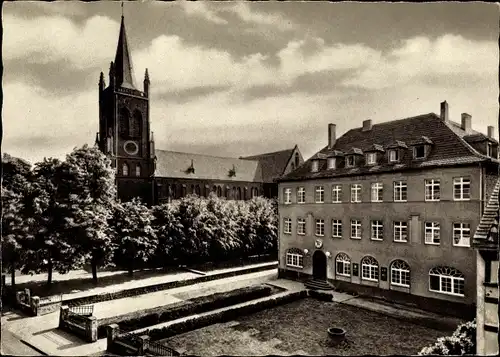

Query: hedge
left=97, top=284, right=273, bottom=338
left=308, top=290, right=333, bottom=302
left=144, top=290, right=308, bottom=341
left=66, top=262, right=277, bottom=307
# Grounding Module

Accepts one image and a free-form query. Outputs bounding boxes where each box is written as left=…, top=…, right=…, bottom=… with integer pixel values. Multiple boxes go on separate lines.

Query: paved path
left=1, top=320, right=43, bottom=356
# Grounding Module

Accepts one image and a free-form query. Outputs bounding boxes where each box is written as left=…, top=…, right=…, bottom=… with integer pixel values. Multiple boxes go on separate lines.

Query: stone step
left=304, top=279, right=334, bottom=291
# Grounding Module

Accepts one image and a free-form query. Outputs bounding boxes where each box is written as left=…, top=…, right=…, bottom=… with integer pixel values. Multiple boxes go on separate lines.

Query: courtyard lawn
left=160, top=298, right=448, bottom=356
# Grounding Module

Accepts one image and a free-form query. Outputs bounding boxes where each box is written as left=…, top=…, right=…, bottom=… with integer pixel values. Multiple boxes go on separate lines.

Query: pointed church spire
left=114, top=13, right=136, bottom=90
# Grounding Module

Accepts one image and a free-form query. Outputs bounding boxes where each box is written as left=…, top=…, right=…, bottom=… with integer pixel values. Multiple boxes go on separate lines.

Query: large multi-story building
left=95, top=15, right=303, bottom=205
left=277, top=101, right=499, bottom=318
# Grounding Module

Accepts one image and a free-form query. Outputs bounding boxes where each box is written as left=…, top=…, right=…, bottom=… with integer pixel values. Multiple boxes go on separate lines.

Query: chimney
left=461, top=113, right=472, bottom=132
left=328, top=124, right=336, bottom=149
left=440, top=101, right=449, bottom=121
left=487, top=126, right=495, bottom=138
left=362, top=119, right=372, bottom=132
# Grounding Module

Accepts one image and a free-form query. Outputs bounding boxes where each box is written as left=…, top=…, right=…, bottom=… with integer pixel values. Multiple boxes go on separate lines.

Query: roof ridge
left=242, top=147, right=295, bottom=158
left=155, top=149, right=257, bottom=161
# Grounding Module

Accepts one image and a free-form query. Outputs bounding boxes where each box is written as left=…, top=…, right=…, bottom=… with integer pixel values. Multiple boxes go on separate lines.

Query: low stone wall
left=59, top=305, right=98, bottom=342
left=9, top=287, right=63, bottom=316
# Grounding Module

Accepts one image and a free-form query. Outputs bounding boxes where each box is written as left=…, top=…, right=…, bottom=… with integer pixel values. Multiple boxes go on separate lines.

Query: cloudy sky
left=3, top=1, right=499, bottom=165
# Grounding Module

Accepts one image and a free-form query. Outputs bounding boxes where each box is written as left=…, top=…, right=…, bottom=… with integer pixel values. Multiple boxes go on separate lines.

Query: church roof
left=114, top=16, right=136, bottom=90
left=155, top=150, right=263, bottom=182
left=241, top=147, right=296, bottom=182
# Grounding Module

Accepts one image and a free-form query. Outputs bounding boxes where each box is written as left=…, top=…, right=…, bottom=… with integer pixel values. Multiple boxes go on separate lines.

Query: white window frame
left=332, top=220, right=342, bottom=238
left=453, top=177, right=471, bottom=201
left=389, top=149, right=399, bottom=162
left=351, top=184, right=362, bottom=203
left=391, top=260, right=410, bottom=288
left=371, top=220, right=383, bottom=241
left=284, top=188, right=292, bottom=204
left=311, top=160, right=319, bottom=172
left=135, top=165, right=141, bottom=177
left=286, top=253, right=303, bottom=268
left=123, top=163, right=129, bottom=176
left=453, top=223, right=471, bottom=247
left=371, top=182, right=383, bottom=202
left=283, top=218, right=292, bottom=234
left=361, top=256, right=379, bottom=281
left=393, top=221, right=408, bottom=242
left=425, top=179, right=440, bottom=201
left=413, top=145, right=426, bottom=159
left=297, top=218, right=306, bottom=235
left=487, top=142, right=492, bottom=157
left=424, top=222, right=440, bottom=245
left=315, top=186, right=325, bottom=203
left=327, top=157, right=336, bottom=169
left=315, top=219, right=325, bottom=237
left=332, top=184, right=342, bottom=203
left=393, top=181, right=407, bottom=202
left=429, top=266, right=465, bottom=297
left=297, top=187, right=305, bottom=204
left=346, top=155, right=355, bottom=168
left=366, top=152, right=377, bottom=165
left=350, top=219, right=362, bottom=239
left=336, top=253, right=351, bottom=277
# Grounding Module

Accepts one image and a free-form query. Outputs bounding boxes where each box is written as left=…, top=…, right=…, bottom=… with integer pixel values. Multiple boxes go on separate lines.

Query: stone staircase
left=304, top=279, right=334, bottom=291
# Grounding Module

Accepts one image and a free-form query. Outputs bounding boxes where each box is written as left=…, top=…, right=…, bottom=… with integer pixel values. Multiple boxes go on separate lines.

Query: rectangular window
left=297, top=218, right=306, bottom=235
left=346, top=156, right=355, bottom=167
left=351, top=184, right=362, bottom=203
left=286, top=253, right=303, bottom=268
left=327, top=157, right=336, bottom=169
left=332, top=220, right=342, bottom=238
left=393, top=181, right=407, bottom=202
left=332, top=184, right=342, bottom=203
left=371, top=220, right=383, bottom=240
left=425, top=222, right=440, bottom=245
left=351, top=220, right=362, bottom=239
left=414, top=145, right=426, bottom=159
left=367, top=153, right=377, bottom=165
left=362, top=263, right=379, bottom=281
left=311, top=160, right=319, bottom=172
left=391, top=267, right=410, bottom=288
left=453, top=177, right=471, bottom=201
left=336, top=259, right=351, bottom=277
left=315, top=186, right=325, bottom=203
left=429, top=273, right=464, bottom=296
left=389, top=149, right=399, bottom=162
left=453, top=223, right=471, bottom=247
left=394, top=221, right=408, bottom=242
left=283, top=218, right=292, bottom=234
left=371, top=182, right=383, bottom=202
left=487, top=142, right=492, bottom=157
left=425, top=179, right=440, bottom=201
left=315, top=219, right=325, bottom=237
left=297, top=187, right=305, bottom=204
left=284, top=188, right=292, bottom=204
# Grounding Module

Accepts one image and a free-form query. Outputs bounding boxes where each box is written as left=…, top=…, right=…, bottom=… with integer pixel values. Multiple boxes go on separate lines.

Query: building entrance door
left=312, top=250, right=327, bottom=280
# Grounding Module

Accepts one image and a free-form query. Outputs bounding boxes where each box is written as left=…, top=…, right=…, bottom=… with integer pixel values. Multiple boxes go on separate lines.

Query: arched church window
left=135, top=164, right=141, bottom=177
left=122, top=163, right=129, bottom=176
left=119, top=108, right=130, bottom=137
left=131, top=110, right=142, bottom=138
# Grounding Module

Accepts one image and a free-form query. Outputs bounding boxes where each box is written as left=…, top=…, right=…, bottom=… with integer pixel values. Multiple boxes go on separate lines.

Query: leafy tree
left=2, top=153, right=33, bottom=192
left=152, top=202, right=179, bottom=267
left=112, top=199, right=158, bottom=276
left=63, top=145, right=117, bottom=283
left=418, top=319, right=476, bottom=355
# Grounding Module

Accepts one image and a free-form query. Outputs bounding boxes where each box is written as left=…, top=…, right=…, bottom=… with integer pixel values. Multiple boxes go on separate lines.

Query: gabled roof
left=365, top=144, right=385, bottom=153
left=473, top=178, right=499, bottom=250
left=241, top=147, right=296, bottom=182
left=410, top=136, right=434, bottom=145
left=387, top=140, right=409, bottom=149
left=280, top=113, right=493, bottom=182
left=155, top=150, right=262, bottom=182
left=326, top=150, right=345, bottom=157
left=114, top=16, right=136, bottom=90
left=346, top=147, right=363, bottom=155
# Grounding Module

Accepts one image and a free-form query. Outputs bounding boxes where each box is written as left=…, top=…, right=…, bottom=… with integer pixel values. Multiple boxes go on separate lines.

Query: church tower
left=97, top=14, right=156, bottom=203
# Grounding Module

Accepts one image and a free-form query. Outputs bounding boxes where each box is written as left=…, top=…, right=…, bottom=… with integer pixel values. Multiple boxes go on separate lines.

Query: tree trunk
left=128, top=262, right=133, bottom=277
left=10, top=265, right=16, bottom=288
left=91, top=253, right=98, bottom=284
left=47, top=254, right=53, bottom=286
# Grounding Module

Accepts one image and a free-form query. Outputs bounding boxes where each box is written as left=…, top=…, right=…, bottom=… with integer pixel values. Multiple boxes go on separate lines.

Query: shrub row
left=66, top=262, right=277, bottom=307
left=144, top=290, right=308, bottom=341
left=97, top=284, right=272, bottom=338
left=308, top=290, right=334, bottom=302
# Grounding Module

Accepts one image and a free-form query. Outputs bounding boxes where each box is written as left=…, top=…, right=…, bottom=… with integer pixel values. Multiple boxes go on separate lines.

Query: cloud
left=224, top=2, right=294, bottom=32
left=343, top=34, right=497, bottom=89
left=3, top=14, right=119, bottom=70
left=178, top=1, right=228, bottom=25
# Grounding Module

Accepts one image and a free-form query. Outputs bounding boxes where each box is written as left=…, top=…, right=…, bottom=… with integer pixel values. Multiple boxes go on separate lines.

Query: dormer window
left=487, top=142, right=492, bottom=157
left=346, top=156, right=355, bottom=168
left=327, top=157, right=336, bottom=169
left=389, top=149, right=399, bottom=162
left=366, top=153, right=377, bottom=165
left=311, top=160, right=319, bottom=172
left=413, top=145, right=426, bottom=159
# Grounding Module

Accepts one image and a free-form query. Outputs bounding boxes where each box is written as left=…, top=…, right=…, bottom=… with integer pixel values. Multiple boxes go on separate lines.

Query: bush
left=418, top=319, right=476, bottom=355
left=308, top=290, right=333, bottom=302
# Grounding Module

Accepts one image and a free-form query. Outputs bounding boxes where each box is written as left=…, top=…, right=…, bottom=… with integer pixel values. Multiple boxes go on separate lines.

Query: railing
left=69, top=304, right=94, bottom=316
left=147, top=340, right=180, bottom=356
